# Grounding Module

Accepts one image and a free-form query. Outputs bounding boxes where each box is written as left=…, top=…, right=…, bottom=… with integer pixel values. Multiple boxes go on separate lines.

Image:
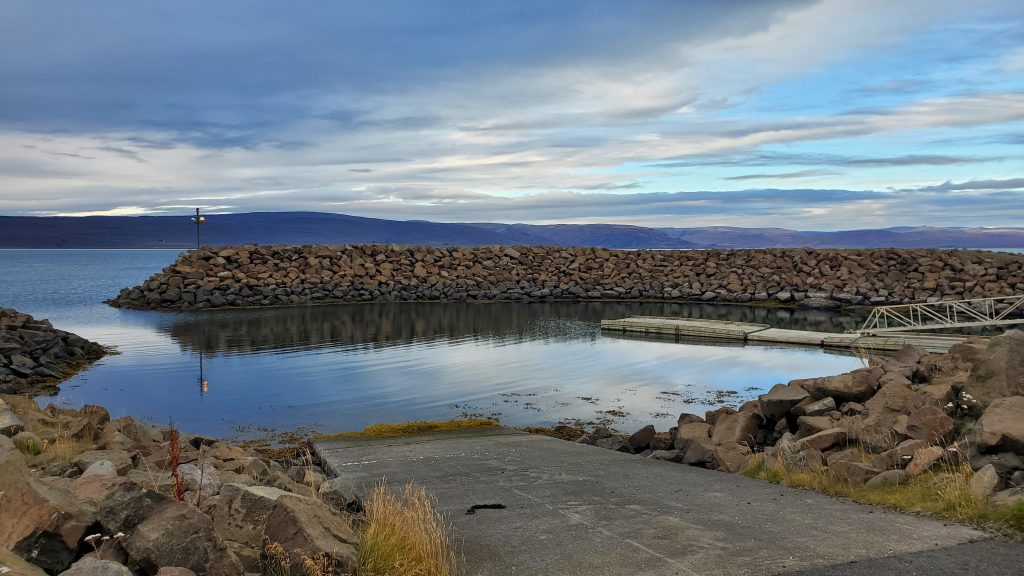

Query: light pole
left=190, top=208, right=206, bottom=249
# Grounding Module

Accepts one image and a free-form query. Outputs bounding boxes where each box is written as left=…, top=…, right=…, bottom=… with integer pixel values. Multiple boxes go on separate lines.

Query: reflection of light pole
left=198, top=353, right=209, bottom=398
left=190, top=208, right=206, bottom=249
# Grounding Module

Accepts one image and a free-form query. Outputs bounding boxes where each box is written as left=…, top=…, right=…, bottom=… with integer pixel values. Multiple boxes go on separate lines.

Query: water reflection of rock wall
left=164, top=302, right=862, bottom=355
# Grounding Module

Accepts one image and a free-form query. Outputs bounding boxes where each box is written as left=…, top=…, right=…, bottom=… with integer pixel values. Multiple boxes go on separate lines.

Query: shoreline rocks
left=577, top=329, right=1024, bottom=506
left=1, top=308, right=106, bottom=395
left=106, top=244, right=1024, bottom=311
left=0, top=395, right=360, bottom=576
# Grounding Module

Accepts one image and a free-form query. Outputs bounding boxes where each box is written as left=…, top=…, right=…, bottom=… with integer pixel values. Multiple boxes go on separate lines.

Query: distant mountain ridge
left=1, top=212, right=1022, bottom=249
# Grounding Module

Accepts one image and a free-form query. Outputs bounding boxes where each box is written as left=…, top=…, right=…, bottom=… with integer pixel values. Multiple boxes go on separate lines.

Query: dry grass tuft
left=745, top=455, right=1024, bottom=535
left=356, top=483, right=457, bottom=576
left=316, top=419, right=496, bottom=440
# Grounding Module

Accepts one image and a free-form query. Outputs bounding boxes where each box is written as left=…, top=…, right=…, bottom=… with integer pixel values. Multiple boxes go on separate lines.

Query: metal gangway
left=858, top=295, right=1024, bottom=333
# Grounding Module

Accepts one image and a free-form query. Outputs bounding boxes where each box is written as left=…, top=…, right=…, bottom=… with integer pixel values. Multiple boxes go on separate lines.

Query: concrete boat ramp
left=314, top=428, right=1024, bottom=575
left=600, top=316, right=971, bottom=353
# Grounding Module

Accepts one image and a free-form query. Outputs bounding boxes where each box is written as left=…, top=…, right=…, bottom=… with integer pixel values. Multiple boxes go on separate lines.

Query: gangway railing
left=857, top=295, right=1024, bottom=333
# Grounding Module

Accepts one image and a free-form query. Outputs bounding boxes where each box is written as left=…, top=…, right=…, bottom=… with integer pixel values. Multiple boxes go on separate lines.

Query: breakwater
left=107, top=245, right=1024, bottom=311
left=0, top=308, right=105, bottom=395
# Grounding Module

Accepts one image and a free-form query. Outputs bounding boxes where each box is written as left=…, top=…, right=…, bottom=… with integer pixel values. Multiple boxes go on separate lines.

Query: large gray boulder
left=264, top=494, right=358, bottom=574
left=0, top=477, right=97, bottom=573
left=790, top=367, right=881, bottom=402
left=711, top=411, right=760, bottom=447
left=74, top=450, right=134, bottom=476
left=758, top=383, right=810, bottom=421
left=211, top=483, right=304, bottom=546
left=121, top=500, right=243, bottom=576
left=975, top=396, right=1024, bottom=454
left=960, top=330, right=1024, bottom=407
left=673, top=422, right=712, bottom=451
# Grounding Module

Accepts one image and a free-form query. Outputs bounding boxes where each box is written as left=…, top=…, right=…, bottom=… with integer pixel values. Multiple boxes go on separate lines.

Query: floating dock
left=600, top=316, right=973, bottom=353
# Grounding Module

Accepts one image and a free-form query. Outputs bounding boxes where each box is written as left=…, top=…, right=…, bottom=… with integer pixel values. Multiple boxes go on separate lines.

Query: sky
left=1, top=0, right=1023, bottom=230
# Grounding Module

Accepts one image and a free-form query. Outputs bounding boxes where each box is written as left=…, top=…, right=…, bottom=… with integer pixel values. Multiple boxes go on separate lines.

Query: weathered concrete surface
left=314, top=428, right=1024, bottom=576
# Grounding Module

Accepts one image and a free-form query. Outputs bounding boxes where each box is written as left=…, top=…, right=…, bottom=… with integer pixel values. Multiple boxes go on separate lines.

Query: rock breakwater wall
left=0, top=308, right=105, bottom=395
left=107, top=245, right=1024, bottom=311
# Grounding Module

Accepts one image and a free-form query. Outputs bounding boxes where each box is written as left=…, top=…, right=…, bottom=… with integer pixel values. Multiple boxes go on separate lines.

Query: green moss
left=314, top=419, right=498, bottom=440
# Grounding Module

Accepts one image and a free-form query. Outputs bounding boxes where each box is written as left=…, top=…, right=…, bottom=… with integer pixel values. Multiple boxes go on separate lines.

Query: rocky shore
left=0, top=395, right=364, bottom=576
left=0, top=308, right=106, bottom=395
left=107, top=245, right=1024, bottom=311
left=575, top=329, right=1024, bottom=509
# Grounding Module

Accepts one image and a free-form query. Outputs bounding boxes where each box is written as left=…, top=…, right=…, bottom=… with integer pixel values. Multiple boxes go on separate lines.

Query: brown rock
left=673, top=422, right=712, bottom=451
left=264, top=494, right=358, bottom=574
left=758, top=383, right=810, bottom=420
left=628, top=425, right=656, bottom=452
left=905, top=445, right=947, bottom=476
left=711, top=411, right=760, bottom=447
left=73, top=450, right=134, bottom=476
left=969, top=464, right=1003, bottom=499
left=0, top=546, right=48, bottom=576
left=791, top=367, right=881, bottom=402
left=0, top=477, right=96, bottom=573
left=904, top=406, right=955, bottom=444
left=712, top=443, right=752, bottom=474
left=830, top=461, right=880, bottom=485
left=704, top=407, right=736, bottom=426
left=866, top=469, right=908, bottom=488
left=121, top=500, right=243, bottom=576
left=795, top=428, right=846, bottom=452
left=975, top=396, right=1024, bottom=454
left=960, top=330, right=1024, bottom=406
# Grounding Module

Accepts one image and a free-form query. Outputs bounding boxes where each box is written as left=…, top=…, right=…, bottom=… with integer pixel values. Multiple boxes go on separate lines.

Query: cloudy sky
left=2, top=0, right=1023, bottom=229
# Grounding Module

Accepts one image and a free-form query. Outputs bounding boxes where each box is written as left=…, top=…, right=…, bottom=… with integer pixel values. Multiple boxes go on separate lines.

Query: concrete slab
left=313, top=428, right=1024, bottom=576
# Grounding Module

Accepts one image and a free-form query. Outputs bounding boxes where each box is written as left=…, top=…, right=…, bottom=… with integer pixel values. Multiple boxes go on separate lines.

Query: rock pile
left=107, top=245, right=1024, bottom=311
left=0, top=396, right=362, bottom=576
left=579, top=329, right=1024, bottom=505
left=0, top=308, right=106, bottom=395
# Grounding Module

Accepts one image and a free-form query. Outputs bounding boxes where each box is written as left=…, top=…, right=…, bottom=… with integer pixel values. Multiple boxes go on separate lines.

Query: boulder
left=871, top=439, right=929, bottom=470
left=704, top=407, right=736, bottom=426
left=155, top=568, right=198, bottom=576
left=73, top=450, right=134, bottom=476
left=673, top=422, right=712, bottom=451
left=712, top=443, right=751, bottom=474
left=81, top=460, right=119, bottom=479
left=0, top=477, right=96, bottom=573
left=960, top=330, right=1024, bottom=406
left=758, top=383, right=810, bottom=421
left=711, top=411, right=760, bottom=447
left=649, top=431, right=673, bottom=451
left=0, top=401, right=25, bottom=437
left=682, top=437, right=716, bottom=466
left=796, top=415, right=834, bottom=437
left=795, top=428, right=846, bottom=452
left=969, top=451, right=1024, bottom=478
left=58, top=557, right=133, bottom=576
left=264, top=494, right=358, bottom=574
left=905, top=446, right=947, bottom=476
left=121, top=500, right=243, bottom=576
left=676, top=413, right=705, bottom=426
left=648, top=450, right=685, bottom=463
left=627, top=425, right=656, bottom=452
left=975, top=396, right=1024, bottom=454
left=177, top=462, right=221, bottom=498
left=211, top=483, right=305, bottom=546
left=829, top=461, right=880, bottom=485
left=791, top=367, right=881, bottom=402
left=795, top=397, right=835, bottom=417
left=904, top=406, right=955, bottom=444
left=866, top=469, right=908, bottom=488
left=969, top=464, right=1003, bottom=499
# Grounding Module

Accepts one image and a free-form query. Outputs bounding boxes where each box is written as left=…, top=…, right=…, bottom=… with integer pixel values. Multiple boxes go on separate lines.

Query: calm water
left=0, top=250, right=865, bottom=437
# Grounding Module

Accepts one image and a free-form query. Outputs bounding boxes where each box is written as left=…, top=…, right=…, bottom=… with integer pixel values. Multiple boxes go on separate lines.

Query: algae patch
left=315, top=418, right=498, bottom=439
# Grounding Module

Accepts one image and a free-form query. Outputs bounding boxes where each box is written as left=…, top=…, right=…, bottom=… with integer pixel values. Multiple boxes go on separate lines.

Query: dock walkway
left=600, top=316, right=972, bottom=353
left=313, top=428, right=1024, bottom=576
